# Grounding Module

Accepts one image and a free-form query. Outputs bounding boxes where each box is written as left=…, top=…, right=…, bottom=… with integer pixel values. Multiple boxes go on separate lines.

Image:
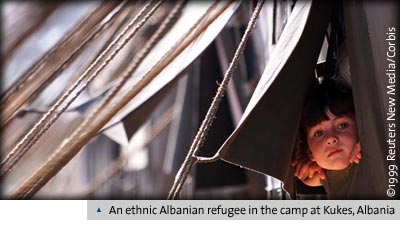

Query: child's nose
left=326, top=134, right=339, bottom=145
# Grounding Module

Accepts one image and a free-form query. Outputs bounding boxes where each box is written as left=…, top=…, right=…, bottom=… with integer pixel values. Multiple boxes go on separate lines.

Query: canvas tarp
left=216, top=0, right=399, bottom=199
left=342, top=0, right=399, bottom=199
left=215, top=0, right=333, bottom=197
left=99, top=1, right=241, bottom=144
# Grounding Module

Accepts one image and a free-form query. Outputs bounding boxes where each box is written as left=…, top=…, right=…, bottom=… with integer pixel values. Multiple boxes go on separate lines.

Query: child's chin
left=322, top=162, right=350, bottom=171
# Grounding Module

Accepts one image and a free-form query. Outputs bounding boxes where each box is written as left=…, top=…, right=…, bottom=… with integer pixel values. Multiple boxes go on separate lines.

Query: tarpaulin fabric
left=217, top=0, right=333, bottom=198
left=343, top=0, right=399, bottom=199
left=100, top=1, right=241, bottom=142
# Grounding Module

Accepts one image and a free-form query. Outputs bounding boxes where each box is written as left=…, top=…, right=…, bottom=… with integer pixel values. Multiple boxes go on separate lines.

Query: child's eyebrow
left=334, top=116, right=354, bottom=121
left=307, top=125, right=322, bottom=134
left=332, top=117, right=356, bottom=125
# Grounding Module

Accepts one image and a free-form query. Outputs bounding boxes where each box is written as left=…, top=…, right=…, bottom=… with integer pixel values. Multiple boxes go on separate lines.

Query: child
left=291, top=79, right=362, bottom=198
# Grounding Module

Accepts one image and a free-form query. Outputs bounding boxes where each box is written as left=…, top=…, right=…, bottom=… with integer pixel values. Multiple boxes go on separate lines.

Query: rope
left=167, top=0, right=265, bottom=200
left=11, top=3, right=138, bottom=117
left=82, top=157, right=127, bottom=197
left=1, top=2, right=120, bottom=104
left=1, top=0, right=161, bottom=178
left=0, top=2, right=124, bottom=126
left=54, top=3, right=137, bottom=104
left=73, top=0, right=184, bottom=139
left=3, top=3, right=61, bottom=65
left=64, top=0, right=209, bottom=148
left=55, top=1, right=185, bottom=196
left=10, top=0, right=231, bottom=199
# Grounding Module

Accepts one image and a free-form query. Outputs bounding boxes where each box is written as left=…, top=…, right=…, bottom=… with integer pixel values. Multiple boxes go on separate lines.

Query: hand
left=349, top=142, right=362, bottom=164
left=291, top=158, right=326, bottom=181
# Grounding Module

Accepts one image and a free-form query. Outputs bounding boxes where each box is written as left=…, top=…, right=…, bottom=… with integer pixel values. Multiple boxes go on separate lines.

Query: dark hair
left=295, top=79, right=356, bottom=159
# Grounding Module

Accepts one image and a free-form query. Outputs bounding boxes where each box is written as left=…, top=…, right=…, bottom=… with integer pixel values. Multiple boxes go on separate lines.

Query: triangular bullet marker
left=97, top=208, right=101, bottom=213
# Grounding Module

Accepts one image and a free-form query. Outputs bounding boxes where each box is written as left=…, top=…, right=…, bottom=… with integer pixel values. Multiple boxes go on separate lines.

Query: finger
left=304, top=161, right=316, bottom=179
left=350, top=142, right=360, bottom=156
left=298, top=161, right=310, bottom=179
left=291, top=160, right=298, bottom=167
left=298, top=165, right=308, bottom=179
left=308, top=166, right=320, bottom=179
left=356, top=143, right=362, bottom=152
left=294, top=162, right=302, bottom=177
left=309, top=170, right=320, bottom=179
left=309, top=163, right=320, bottom=174
left=295, top=159, right=308, bottom=177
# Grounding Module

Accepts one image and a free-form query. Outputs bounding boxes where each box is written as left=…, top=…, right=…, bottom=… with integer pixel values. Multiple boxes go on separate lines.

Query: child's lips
left=328, top=149, right=342, bottom=157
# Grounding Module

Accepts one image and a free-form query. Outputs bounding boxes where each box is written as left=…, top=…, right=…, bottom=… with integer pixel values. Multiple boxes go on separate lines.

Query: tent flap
left=217, top=0, right=333, bottom=197
left=343, top=0, right=400, bottom=199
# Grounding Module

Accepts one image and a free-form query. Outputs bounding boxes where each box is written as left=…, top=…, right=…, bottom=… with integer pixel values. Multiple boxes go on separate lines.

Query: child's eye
left=313, top=130, right=324, bottom=137
left=338, top=123, right=349, bottom=130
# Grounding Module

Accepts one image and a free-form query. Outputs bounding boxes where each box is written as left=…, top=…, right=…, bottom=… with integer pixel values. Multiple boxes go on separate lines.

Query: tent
left=217, top=0, right=399, bottom=199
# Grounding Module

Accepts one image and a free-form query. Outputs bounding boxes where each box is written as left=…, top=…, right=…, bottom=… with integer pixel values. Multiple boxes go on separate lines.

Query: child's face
left=306, top=110, right=358, bottom=170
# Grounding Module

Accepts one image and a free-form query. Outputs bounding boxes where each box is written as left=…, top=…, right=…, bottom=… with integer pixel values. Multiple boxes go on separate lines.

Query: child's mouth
left=328, top=149, right=342, bottom=157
